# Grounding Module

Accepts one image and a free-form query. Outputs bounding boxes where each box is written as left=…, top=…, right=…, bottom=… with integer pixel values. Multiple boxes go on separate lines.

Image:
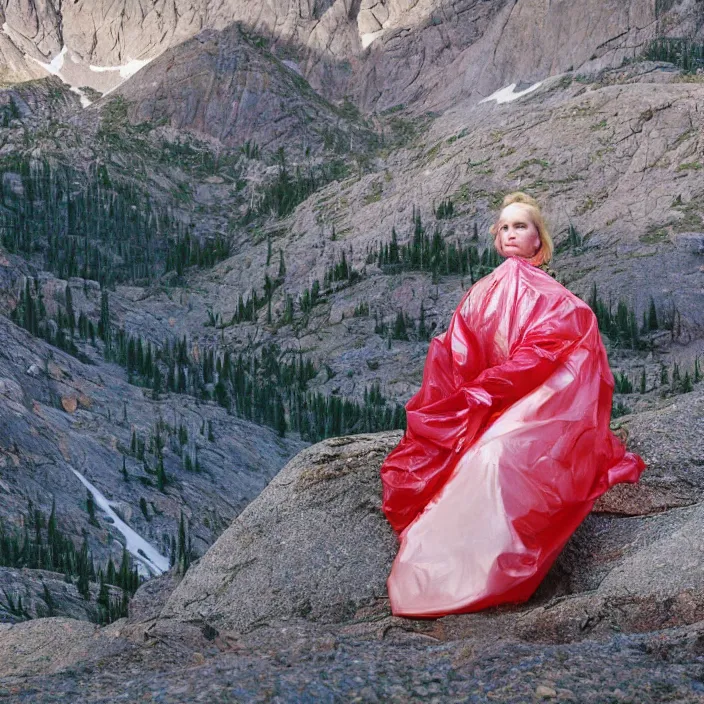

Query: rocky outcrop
left=595, top=388, right=704, bottom=515
left=114, top=24, right=372, bottom=154
left=279, top=67, right=704, bottom=347
left=0, top=0, right=362, bottom=96
left=359, top=0, right=660, bottom=112
left=160, top=432, right=403, bottom=631
left=0, top=567, right=122, bottom=624
left=161, top=407, right=704, bottom=641
left=0, top=618, right=131, bottom=678
left=514, top=503, right=704, bottom=642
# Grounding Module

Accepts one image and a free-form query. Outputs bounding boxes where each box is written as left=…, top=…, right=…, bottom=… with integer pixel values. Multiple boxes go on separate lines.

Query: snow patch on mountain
left=479, top=82, right=543, bottom=105
left=71, top=468, right=170, bottom=577
left=25, top=46, right=93, bottom=107
left=28, top=45, right=68, bottom=76
left=69, top=86, right=93, bottom=108
left=361, top=30, right=383, bottom=49
left=89, top=58, right=152, bottom=80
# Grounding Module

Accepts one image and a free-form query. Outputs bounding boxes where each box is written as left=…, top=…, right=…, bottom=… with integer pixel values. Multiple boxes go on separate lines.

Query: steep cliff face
left=114, top=24, right=373, bottom=153
left=1, top=0, right=702, bottom=108
left=0, top=306, right=305, bottom=582
left=0, top=0, right=362, bottom=96
left=358, top=0, right=659, bottom=111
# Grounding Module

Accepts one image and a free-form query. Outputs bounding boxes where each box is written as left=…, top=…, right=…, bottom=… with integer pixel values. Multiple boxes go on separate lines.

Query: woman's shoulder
left=531, top=263, right=595, bottom=320
left=537, top=262, right=559, bottom=279
left=531, top=260, right=573, bottom=294
left=468, top=257, right=570, bottom=300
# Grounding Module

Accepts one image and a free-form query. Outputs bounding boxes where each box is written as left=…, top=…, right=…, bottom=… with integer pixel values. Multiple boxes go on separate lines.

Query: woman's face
left=495, top=204, right=541, bottom=260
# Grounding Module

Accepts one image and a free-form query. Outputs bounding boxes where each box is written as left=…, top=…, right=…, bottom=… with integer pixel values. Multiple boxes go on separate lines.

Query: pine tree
left=275, top=394, right=286, bottom=437
left=106, top=558, right=116, bottom=585
left=86, top=490, right=98, bottom=526
left=99, top=289, right=111, bottom=355
left=117, top=547, right=130, bottom=591
left=660, top=364, right=669, bottom=386
left=614, top=372, right=633, bottom=394
left=47, top=498, right=58, bottom=566
left=97, top=575, right=109, bottom=611
left=156, top=456, right=167, bottom=492
left=42, top=583, right=56, bottom=617
left=418, top=301, right=428, bottom=341
left=152, top=363, right=162, bottom=400
left=639, top=368, right=646, bottom=394
left=648, top=297, right=658, bottom=331
left=682, top=370, right=693, bottom=393
left=77, top=537, right=91, bottom=599
left=65, top=285, right=75, bottom=337
left=392, top=310, right=408, bottom=340
left=176, top=511, right=190, bottom=574
left=389, top=227, right=399, bottom=264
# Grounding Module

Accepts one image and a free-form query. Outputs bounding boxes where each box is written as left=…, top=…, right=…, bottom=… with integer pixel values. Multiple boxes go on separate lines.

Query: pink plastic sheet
left=381, top=257, right=645, bottom=618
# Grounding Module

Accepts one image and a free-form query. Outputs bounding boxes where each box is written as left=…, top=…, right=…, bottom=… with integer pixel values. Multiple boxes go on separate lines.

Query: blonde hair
left=490, top=192, right=554, bottom=266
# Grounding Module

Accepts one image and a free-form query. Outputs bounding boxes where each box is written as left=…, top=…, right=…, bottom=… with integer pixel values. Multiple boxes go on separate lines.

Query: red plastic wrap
left=381, top=256, right=645, bottom=618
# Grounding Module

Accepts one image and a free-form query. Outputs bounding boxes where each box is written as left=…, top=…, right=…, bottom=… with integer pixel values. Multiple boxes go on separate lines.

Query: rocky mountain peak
left=0, top=0, right=700, bottom=110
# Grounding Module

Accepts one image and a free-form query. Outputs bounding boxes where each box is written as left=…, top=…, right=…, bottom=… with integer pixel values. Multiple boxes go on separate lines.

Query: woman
left=380, top=192, right=645, bottom=618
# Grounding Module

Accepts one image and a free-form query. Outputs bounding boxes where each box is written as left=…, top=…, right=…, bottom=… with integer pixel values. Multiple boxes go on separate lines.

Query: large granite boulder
left=2, top=415, right=704, bottom=700
left=160, top=432, right=403, bottom=631
left=594, top=389, right=704, bottom=515
left=162, top=410, right=704, bottom=641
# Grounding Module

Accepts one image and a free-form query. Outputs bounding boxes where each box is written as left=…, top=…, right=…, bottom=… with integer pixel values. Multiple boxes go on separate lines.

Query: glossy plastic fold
left=381, top=257, right=645, bottom=618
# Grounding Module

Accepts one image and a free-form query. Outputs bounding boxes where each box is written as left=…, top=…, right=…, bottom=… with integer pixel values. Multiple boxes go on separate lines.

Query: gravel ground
left=2, top=626, right=704, bottom=703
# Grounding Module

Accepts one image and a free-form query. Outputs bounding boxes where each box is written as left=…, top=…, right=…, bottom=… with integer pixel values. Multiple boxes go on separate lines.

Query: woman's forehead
left=498, top=203, right=532, bottom=223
